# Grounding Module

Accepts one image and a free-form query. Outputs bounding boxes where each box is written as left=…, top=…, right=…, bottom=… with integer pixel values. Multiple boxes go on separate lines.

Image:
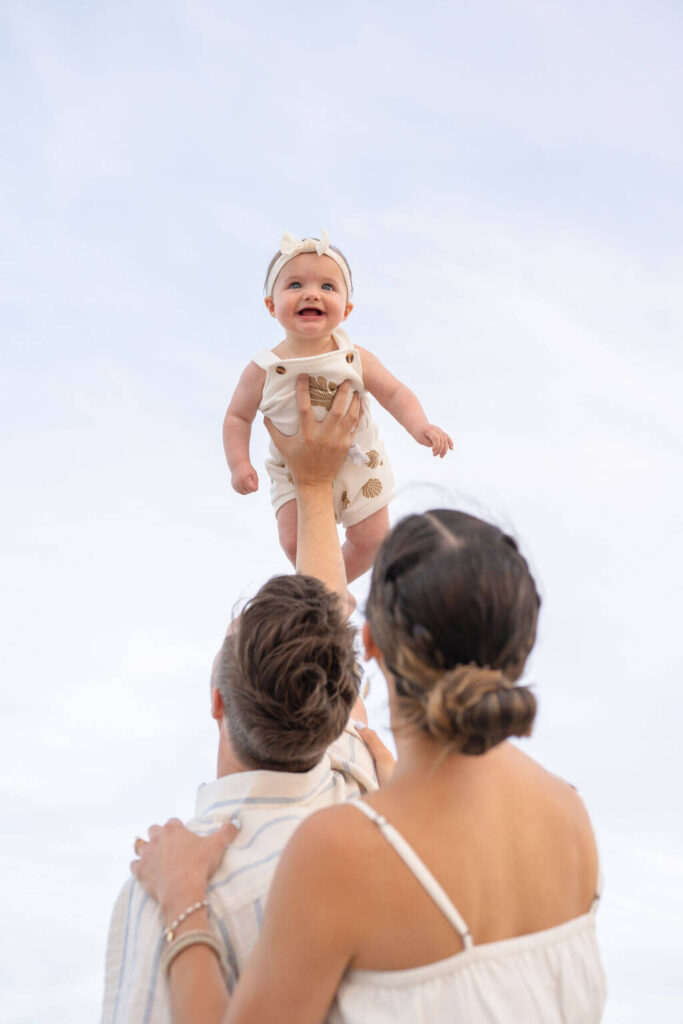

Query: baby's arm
left=357, top=346, right=453, bottom=457
left=223, top=362, right=267, bottom=493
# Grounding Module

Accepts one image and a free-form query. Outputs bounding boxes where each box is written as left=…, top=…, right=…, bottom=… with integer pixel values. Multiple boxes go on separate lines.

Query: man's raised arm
left=264, top=376, right=360, bottom=607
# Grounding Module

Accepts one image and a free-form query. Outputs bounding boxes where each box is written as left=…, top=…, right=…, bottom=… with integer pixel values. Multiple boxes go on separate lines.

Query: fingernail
left=230, top=815, right=242, bottom=831
left=354, top=720, right=367, bottom=731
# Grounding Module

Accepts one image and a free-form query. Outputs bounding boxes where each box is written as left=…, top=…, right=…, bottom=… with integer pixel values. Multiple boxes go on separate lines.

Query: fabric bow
left=279, top=228, right=331, bottom=259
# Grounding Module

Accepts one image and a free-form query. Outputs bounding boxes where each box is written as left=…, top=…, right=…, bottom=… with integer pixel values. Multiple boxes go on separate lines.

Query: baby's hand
left=231, top=463, right=259, bottom=494
left=417, top=425, right=453, bottom=458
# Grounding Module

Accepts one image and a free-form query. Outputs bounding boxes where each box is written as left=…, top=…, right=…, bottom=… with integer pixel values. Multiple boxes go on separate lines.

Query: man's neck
left=216, top=724, right=251, bottom=778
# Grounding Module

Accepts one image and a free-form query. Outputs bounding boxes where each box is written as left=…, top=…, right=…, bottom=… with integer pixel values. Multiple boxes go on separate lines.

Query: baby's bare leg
left=276, top=499, right=298, bottom=567
left=342, top=506, right=390, bottom=583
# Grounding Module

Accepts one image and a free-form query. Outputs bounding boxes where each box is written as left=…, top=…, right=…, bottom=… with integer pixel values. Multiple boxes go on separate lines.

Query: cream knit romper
left=253, top=330, right=394, bottom=528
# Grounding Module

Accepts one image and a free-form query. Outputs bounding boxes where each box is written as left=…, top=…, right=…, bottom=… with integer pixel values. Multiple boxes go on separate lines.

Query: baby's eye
left=289, top=281, right=301, bottom=289
left=322, top=283, right=334, bottom=291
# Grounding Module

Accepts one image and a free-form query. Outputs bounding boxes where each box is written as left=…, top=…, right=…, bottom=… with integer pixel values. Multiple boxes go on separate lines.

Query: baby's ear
left=342, top=302, right=354, bottom=321
left=264, top=297, right=276, bottom=317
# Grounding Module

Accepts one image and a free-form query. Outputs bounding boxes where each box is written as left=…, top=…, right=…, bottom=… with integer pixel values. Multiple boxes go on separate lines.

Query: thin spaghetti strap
left=350, top=801, right=473, bottom=950
left=591, top=860, right=603, bottom=912
left=252, top=349, right=279, bottom=370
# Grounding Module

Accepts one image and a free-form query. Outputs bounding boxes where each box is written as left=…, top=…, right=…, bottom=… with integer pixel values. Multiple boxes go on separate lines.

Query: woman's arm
left=133, top=810, right=366, bottom=1024
left=358, top=345, right=453, bottom=457
left=223, top=363, right=266, bottom=493
left=225, top=809, right=364, bottom=1024
left=131, top=819, right=237, bottom=1024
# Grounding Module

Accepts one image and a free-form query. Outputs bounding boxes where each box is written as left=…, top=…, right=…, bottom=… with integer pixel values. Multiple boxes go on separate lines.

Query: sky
left=1, top=1, right=682, bottom=1020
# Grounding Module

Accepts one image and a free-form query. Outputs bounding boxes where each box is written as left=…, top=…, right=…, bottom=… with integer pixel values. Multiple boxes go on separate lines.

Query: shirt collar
left=193, top=754, right=334, bottom=819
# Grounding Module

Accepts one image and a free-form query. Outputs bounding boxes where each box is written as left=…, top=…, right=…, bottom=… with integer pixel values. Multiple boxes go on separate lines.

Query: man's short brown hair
left=213, top=575, right=361, bottom=772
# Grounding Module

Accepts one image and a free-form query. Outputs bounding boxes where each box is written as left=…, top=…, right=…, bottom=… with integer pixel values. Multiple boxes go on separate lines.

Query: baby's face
left=265, top=252, right=353, bottom=339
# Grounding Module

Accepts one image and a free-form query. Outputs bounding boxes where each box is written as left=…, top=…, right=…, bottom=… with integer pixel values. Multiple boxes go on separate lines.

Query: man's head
left=212, top=575, right=360, bottom=773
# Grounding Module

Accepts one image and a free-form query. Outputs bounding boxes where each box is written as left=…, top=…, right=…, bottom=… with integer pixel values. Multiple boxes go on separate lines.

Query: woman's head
left=213, top=574, right=361, bottom=772
left=366, top=510, right=540, bottom=755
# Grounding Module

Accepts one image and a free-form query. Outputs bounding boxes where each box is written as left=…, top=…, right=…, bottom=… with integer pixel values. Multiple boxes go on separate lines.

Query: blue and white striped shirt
left=100, top=725, right=377, bottom=1024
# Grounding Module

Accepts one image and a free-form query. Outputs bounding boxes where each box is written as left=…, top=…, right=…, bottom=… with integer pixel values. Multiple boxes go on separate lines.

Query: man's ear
left=362, top=620, right=381, bottom=661
left=264, top=297, right=276, bottom=317
left=211, top=686, right=224, bottom=722
left=342, top=301, right=354, bottom=321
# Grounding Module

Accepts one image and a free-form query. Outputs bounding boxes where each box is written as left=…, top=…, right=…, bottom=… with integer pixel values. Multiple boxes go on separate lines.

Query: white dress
left=327, top=801, right=606, bottom=1024
left=253, top=329, right=394, bottom=528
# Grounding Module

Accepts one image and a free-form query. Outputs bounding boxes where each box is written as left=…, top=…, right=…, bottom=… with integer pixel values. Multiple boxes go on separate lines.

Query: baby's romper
left=253, top=329, right=394, bottom=529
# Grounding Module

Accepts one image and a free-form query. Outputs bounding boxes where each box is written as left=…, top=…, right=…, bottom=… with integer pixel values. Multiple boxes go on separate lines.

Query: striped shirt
left=100, top=725, right=377, bottom=1024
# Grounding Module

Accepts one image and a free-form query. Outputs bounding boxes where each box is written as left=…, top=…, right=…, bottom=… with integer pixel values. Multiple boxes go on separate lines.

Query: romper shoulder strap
left=252, top=348, right=279, bottom=370
left=349, top=801, right=473, bottom=949
left=331, top=328, right=353, bottom=351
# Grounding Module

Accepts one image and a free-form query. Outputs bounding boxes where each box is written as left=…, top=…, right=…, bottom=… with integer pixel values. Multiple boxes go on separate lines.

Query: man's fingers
left=295, top=374, right=314, bottom=420
left=326, top=380, right=359, bottom=436
left=342, top=389, right=361, bottom=433
left=327, top=378, right=352, bottom=421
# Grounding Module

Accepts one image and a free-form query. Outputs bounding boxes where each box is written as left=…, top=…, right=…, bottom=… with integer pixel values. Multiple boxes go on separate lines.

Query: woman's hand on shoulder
left=130, top=818, right=237, bottom=922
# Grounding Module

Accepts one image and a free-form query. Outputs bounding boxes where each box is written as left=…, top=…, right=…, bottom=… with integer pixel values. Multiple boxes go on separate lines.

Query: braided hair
left=366, top=511, right=540, bottom=755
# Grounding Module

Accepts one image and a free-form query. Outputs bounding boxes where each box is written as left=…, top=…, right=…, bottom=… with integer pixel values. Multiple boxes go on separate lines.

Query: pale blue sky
left=2, top=2, right=682, bottom=1021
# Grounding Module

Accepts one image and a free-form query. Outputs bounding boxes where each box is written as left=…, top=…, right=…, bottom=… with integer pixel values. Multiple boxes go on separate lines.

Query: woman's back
left=312, top=742, right=605, bottom=1022
left=325, top=743, right=599, bottom=971
left=232, top=508, right=607, bottom=1022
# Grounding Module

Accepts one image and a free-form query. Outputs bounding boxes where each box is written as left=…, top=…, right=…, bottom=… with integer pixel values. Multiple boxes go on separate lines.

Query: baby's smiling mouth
left=297, top=308, right=325, bottom=318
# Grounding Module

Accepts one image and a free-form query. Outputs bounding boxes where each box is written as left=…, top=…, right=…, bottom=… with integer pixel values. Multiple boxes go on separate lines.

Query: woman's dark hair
left=214, top=575, right=361, bottom=772
left=366, top=510, right=540, bottom=755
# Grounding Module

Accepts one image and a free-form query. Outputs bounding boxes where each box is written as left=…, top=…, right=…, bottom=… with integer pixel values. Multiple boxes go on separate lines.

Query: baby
left=223, top=230, right=453, bottom=582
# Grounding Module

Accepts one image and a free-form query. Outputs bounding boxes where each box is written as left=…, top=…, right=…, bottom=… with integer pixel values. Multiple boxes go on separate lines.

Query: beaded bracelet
left=164, top=898, right=209, bottom=943
left=160, top=928, right=228, bottom=981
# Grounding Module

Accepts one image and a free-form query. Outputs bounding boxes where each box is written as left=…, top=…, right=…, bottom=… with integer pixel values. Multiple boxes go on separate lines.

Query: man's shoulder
left=325, top=726, right=379, bottom=796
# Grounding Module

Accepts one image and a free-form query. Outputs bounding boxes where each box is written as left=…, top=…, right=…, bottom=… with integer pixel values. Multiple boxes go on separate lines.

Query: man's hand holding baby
left=264, top=376, right=361, bottom=488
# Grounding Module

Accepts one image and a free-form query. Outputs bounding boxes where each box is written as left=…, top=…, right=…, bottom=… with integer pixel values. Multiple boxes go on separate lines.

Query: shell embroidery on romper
left=365, top=449, right=383, bottom=469
left=361, top=478, right=383, bottom=499
left=309, top=375, right=338, bottom=410
left=341, top=491, right=351, bottom=510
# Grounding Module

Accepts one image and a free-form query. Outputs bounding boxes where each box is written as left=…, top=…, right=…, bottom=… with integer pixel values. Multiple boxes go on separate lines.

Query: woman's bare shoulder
left=266, top=803, right=381, bottom=928
left=513, top=747, right=598, bottom=856
left=277, top=803, right=379, bottom=883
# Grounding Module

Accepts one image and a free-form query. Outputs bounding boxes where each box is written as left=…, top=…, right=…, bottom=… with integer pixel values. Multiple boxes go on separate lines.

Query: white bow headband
left=265, top=229, right=353, bottom=298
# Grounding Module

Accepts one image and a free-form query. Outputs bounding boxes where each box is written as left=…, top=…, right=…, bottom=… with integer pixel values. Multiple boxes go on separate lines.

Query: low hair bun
left=424, top=663, right=536, bottom=755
